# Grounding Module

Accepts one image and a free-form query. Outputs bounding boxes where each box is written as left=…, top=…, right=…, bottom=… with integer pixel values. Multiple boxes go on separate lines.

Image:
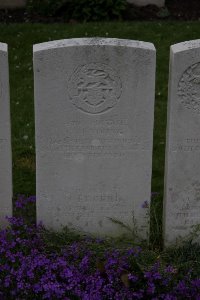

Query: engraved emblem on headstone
left=178, top=62, right=200, bottom=113
left=68, top=63, right=122, bottom=114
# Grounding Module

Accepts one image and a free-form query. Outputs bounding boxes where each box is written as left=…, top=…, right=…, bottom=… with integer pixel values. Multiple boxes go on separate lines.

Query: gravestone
left=127, top=0, right=165, bottom=7
left=34, top=38, right=156, bottom=239
left=0, top=0, right=26, bottom=9
left=164, top=40, right=200, bottom=246
left=0, top=43, right=12, bottom=226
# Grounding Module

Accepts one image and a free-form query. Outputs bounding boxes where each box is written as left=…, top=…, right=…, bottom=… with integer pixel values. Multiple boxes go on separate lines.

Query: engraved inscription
left=58, top=186, right=133, bottom=221
left=171, top=138, right=200, bottom=152
left=68, top=63, right=122, bottom=114
left=171, top=181, right=200, bottom=231
left=41, top=118, right=151, bottom=159
left=178, top=62, right=200, bottom=113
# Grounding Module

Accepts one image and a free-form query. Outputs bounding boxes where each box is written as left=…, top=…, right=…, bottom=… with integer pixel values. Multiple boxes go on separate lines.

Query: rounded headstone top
left=171, top=39, right=200, bottom=53
left=33, top=38, right=155, bottom=53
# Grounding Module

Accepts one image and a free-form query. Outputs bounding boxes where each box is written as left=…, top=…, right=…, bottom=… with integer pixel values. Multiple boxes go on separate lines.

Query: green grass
left=2, top=21, right=200, bottom=247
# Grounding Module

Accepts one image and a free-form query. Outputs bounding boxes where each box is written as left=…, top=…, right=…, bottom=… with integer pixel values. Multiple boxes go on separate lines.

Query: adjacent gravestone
left=164, top=40, right=200, bottom=246
left=34, top=38, right=156, bottom=239
left=0, top=0, right=26, bottom=9
left=0, top=42, right=12, bottom=226
left=127, top=0, right=165, bottom=7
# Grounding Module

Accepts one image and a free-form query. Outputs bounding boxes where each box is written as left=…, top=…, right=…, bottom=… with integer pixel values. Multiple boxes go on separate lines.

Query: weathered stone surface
left=127, top=0, right=165, bottom=7
left=0, top=43, right=12, bottom=226
left=164, top=40, right=200, bottom=246
left=34, top=38, right=156, bottom=239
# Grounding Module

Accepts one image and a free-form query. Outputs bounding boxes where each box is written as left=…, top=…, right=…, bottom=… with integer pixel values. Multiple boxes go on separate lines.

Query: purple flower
left=142, top=200, right=149, bottom=208
left=165, top=265, right=177, bottom=274
left=128, top=273, right=138, bottom=282
left=147, top=282, right=156, bottom=294
left=127, top=246, right=142, bottom=257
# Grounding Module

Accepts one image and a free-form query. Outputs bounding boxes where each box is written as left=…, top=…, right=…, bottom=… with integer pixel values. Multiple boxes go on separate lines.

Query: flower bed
left=0, top=196, right=200, bottom=299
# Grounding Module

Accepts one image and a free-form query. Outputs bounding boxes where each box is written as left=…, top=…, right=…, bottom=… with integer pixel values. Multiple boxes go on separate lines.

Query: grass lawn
left=1, top=21, right=200, bottom=246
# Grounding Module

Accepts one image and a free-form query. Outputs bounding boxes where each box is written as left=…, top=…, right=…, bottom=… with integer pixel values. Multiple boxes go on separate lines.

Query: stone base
left=0, top=0, right=26, bottom=9
left=127, top=0, right=165, bottom=7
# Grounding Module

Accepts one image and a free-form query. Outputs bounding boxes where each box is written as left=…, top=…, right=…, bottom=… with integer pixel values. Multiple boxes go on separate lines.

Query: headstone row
left=1, top=38, right=200, bottom=247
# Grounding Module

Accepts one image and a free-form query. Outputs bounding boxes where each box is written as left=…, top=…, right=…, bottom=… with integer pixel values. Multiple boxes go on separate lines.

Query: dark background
left=0, top=0, right=200, bottom=23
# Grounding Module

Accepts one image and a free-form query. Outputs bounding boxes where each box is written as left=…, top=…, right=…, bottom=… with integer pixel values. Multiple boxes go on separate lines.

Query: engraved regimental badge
left=178, top=62, right=200, bottom=113
left=68, top=63, right=122, bottom=114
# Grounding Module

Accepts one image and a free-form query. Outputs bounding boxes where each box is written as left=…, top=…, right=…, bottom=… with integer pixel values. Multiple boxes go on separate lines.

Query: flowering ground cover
left=0, top=196, right=200, bottom=299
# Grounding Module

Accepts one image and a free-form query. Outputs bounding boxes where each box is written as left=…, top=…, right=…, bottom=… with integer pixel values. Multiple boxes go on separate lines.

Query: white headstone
left=34, top=38, right=156, bottom=239
left=127, top=0, right=165, bottom=7
left=0, top=43, right=12, bottom=226
left=164, top=40, right=200, bottom=246
left=0, top=0, right=26, bottom=9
